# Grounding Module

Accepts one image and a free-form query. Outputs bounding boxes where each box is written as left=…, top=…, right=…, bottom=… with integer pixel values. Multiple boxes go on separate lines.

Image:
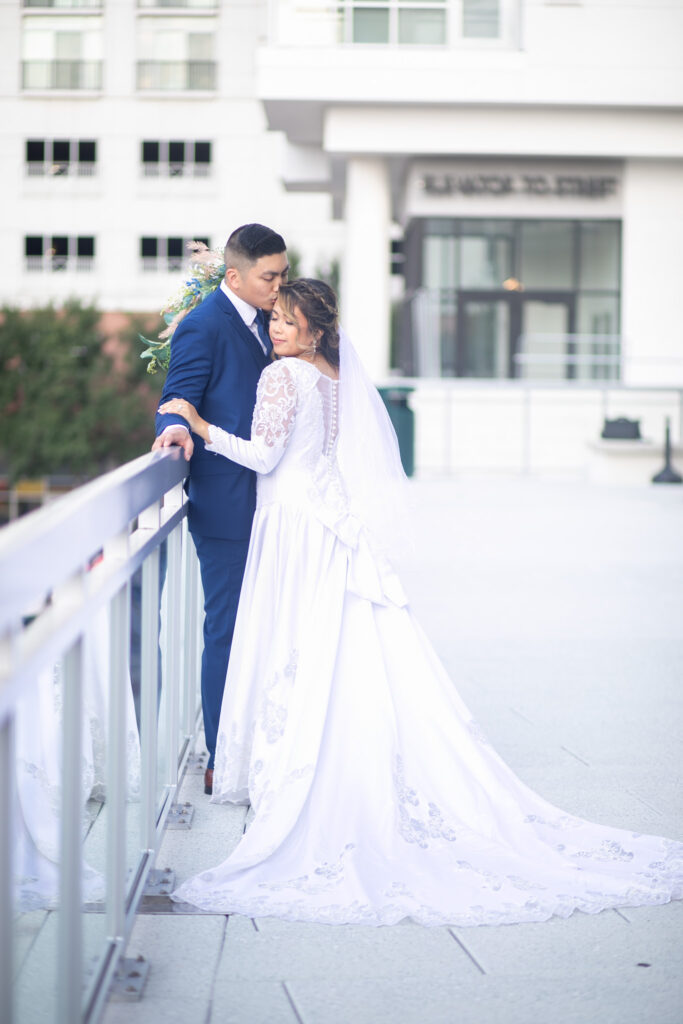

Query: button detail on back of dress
left=316, top=375, right=339, bottom=457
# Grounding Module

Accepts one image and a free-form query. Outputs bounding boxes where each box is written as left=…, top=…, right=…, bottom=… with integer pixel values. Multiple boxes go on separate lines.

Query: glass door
left=457, top=292, right=512, bottom=378
left=517, top=294, right=575, bottom=379
left=456, top=291, right=575, bottom=379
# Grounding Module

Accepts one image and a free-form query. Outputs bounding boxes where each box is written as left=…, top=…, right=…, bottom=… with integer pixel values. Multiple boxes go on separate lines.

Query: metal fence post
left=182, top=524, right=199, bottom=739
left=106, top=582, right=130, bottom=950
left=0, top=712, right=15, bottom=1024
left=140, top=547, right=160, bottom=851
left=58, top=637, right=84, bottom=1024
left=164, top=527, right=182, bottom=788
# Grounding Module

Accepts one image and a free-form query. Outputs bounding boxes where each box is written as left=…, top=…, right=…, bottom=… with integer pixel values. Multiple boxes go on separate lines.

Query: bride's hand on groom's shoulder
left=158, top=397, right=199, bottom=428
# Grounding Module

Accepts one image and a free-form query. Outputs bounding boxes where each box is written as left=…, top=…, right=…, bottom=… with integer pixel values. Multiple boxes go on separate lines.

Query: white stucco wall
left=621, top=159, right=683, bottom=387
left=0, top=0, right=343, bottom=312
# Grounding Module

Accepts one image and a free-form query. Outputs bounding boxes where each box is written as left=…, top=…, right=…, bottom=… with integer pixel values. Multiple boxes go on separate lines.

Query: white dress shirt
left=219, top=280, right=269, bottom=355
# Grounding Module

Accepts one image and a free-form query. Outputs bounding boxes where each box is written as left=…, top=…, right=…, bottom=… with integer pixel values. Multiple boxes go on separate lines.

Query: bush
left=0, top=301, right=162, bottom=483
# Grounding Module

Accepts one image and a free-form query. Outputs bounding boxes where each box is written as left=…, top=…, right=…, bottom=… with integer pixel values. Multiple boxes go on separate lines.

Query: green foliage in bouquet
left=140, top=241, right=225, bottom=374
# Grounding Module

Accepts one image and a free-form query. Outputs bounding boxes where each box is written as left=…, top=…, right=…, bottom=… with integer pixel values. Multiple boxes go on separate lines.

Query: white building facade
left=0, top=0, right=342, bottom=314
left=2, top=1, right=682, bottom=477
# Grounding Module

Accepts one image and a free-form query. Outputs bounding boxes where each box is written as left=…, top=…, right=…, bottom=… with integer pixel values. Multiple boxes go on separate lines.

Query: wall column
left=342, top=157, right=391, bottom=380
left=622, top=158, right=683, bottom=386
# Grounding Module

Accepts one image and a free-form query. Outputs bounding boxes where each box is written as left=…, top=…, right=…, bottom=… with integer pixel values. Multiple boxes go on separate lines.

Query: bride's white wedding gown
left=173, top=357, right=683, bottom=926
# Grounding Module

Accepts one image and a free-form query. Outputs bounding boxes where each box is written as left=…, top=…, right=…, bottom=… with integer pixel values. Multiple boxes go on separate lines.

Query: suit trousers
left=192, top=532, right=251, bottom=769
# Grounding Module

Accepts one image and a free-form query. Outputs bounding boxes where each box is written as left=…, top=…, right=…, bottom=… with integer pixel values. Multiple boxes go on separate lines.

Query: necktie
left=253, top=312, right=269, bottom=354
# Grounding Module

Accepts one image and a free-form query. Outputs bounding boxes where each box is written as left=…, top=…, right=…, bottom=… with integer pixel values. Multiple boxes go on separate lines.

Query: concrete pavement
left=101, top=475, right=683, bottom=1024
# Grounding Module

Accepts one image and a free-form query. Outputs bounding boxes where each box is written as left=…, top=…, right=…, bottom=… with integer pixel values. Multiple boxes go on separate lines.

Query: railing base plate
left=166, top=801, right=194, bottom=829
left=186, top=751, right=208, bottom=773
left=108, top=956, right=150, bottom=1002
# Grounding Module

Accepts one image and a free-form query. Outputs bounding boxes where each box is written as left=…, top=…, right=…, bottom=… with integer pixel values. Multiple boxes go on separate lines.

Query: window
left=26, top=138, right=97, bottom=176
left=519, top=221, right=573, bottom=289
left=460, top=219, right=513, bottom=288
left=137, top=17, right=216, bottom=90
left=406, top=217, right=621, bottom=380
left=341, top=2, right=448, bottom=45
left=141, top=140, right=211, bottom=177
left=22, top=17, right=103, bottom=90
left=23, top=2, right=102, bottom=8
left=140, top=236, right=209, bottom=272
left=463, top=0, right=500, bottom=39
left=337, top=1, right=508, bottom=46
left=25, top=235, right=96, bottom=271
left=137, top=0, right=219, bottom=8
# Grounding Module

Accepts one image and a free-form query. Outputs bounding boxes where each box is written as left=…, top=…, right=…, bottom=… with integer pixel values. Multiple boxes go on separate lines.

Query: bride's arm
left=158, top=361, right=297, bottom=475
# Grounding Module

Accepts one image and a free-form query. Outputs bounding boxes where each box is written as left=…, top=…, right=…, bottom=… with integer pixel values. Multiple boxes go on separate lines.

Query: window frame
left=336, top=1, right=517, bottom=48
left=24, top=234, right=96, bottom=272
left=25, top=138, right=98, bottom=177
left=140, top=139, right=212, bottom=177
left=140, top=236, right=210, bottom=273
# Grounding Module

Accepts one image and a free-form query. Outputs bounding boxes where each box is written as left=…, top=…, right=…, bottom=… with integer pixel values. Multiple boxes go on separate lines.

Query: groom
left=153, top=223, right=289, bottom=794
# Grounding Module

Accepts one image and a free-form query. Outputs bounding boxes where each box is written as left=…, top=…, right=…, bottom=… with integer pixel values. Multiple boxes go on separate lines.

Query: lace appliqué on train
left=259, top=649, right=298, bottom=744
left=257, top=844, right=356, bottom=895
left=213, top=720, right=256, bottom=802
left=394, top=755, right=458, bottom=849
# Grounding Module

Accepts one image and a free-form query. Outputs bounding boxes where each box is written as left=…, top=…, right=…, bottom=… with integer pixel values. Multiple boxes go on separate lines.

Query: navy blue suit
left=156, top=287, right=271, bottom=767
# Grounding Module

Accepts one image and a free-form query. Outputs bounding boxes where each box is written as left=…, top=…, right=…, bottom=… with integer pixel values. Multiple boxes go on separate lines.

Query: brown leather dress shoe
left=204, top=768, right=213, bottom=795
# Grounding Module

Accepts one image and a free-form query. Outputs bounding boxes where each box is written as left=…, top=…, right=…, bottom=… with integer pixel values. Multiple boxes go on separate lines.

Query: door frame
left=456, top=290, right=576, bottom=378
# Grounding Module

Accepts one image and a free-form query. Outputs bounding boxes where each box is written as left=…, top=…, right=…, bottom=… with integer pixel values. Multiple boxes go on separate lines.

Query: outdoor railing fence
left=136, top=60, right=216, bottom=91
left=0, top=448, right=203, bottom=1024
left=21, top=61, right=103, bottom=91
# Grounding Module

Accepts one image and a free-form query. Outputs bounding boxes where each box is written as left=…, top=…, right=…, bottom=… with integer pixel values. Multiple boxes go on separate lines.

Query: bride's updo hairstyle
left=277, top=278, right=340, bottom=369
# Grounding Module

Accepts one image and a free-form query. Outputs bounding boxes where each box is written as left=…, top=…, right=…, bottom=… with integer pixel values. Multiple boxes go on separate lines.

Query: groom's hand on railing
left=152, top=425, right=194, bottom=461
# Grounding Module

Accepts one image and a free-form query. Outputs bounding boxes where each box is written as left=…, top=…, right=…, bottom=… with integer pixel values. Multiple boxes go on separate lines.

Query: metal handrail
left=0, top=448, right=203, bottom=1024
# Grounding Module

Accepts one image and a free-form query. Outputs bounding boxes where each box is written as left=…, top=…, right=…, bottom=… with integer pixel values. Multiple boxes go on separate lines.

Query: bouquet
left=139, top=241, right=225, bottom=373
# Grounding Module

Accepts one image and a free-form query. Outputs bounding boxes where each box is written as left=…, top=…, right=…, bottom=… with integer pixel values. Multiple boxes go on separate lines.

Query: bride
left=159, top=279, right=683, bottom=927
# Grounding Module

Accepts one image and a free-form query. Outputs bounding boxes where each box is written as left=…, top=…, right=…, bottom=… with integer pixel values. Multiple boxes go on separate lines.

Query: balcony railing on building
left=27, top=161, right=97, bottom=177
left=26, top=254, right=95, bottom=273
left=22, top=60, right=102, bottom=90
left=23, top=0, right=102, bottom=8
left=137, top=0, right=218, bottom=8
left=136, top=60, right=216, bottom=91
left=141, top=256, right=184, bottom=273
left=142, top=161, right=210, bottom=178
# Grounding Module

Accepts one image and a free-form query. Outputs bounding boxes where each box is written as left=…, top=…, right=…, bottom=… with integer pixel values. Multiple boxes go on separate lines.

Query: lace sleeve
left=252, top=361, right=298, bottom=447
left=204, top=361, right=298, bottom=474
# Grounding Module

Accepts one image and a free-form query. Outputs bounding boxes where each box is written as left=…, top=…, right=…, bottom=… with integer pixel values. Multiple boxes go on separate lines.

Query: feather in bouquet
left=139, top=241, right=225, bottom=373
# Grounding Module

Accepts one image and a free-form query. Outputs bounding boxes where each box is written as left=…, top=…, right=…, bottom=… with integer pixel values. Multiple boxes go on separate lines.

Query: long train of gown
left=173, top=357, right=683, bottom=926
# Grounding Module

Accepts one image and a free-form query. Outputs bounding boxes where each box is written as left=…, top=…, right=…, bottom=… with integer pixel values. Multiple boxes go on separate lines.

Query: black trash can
left=378, top=386, right=415, bottom=477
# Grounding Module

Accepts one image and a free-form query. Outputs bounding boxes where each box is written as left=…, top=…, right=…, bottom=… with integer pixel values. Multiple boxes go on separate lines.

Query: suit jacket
left=155, top=287, right=272, bottom=540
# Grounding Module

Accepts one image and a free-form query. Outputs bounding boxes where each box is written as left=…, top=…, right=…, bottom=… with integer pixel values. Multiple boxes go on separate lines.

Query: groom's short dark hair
left=224, top=223, right=286, bottom=270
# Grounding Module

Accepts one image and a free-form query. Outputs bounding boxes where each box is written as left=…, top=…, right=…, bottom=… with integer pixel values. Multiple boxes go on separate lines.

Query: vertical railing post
left=181, top=525, right=198, bottom=739
left=140, top=547, right=160, bottom=851
left=106, top=582, right=130, bottom=949
left=0, top=712, right=15, bottom=1024
left=164, top=527, right=182, bottom=788
left=58, top=638, right=84, bottom=1024
left=196, top=556, right=205, bottom=721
